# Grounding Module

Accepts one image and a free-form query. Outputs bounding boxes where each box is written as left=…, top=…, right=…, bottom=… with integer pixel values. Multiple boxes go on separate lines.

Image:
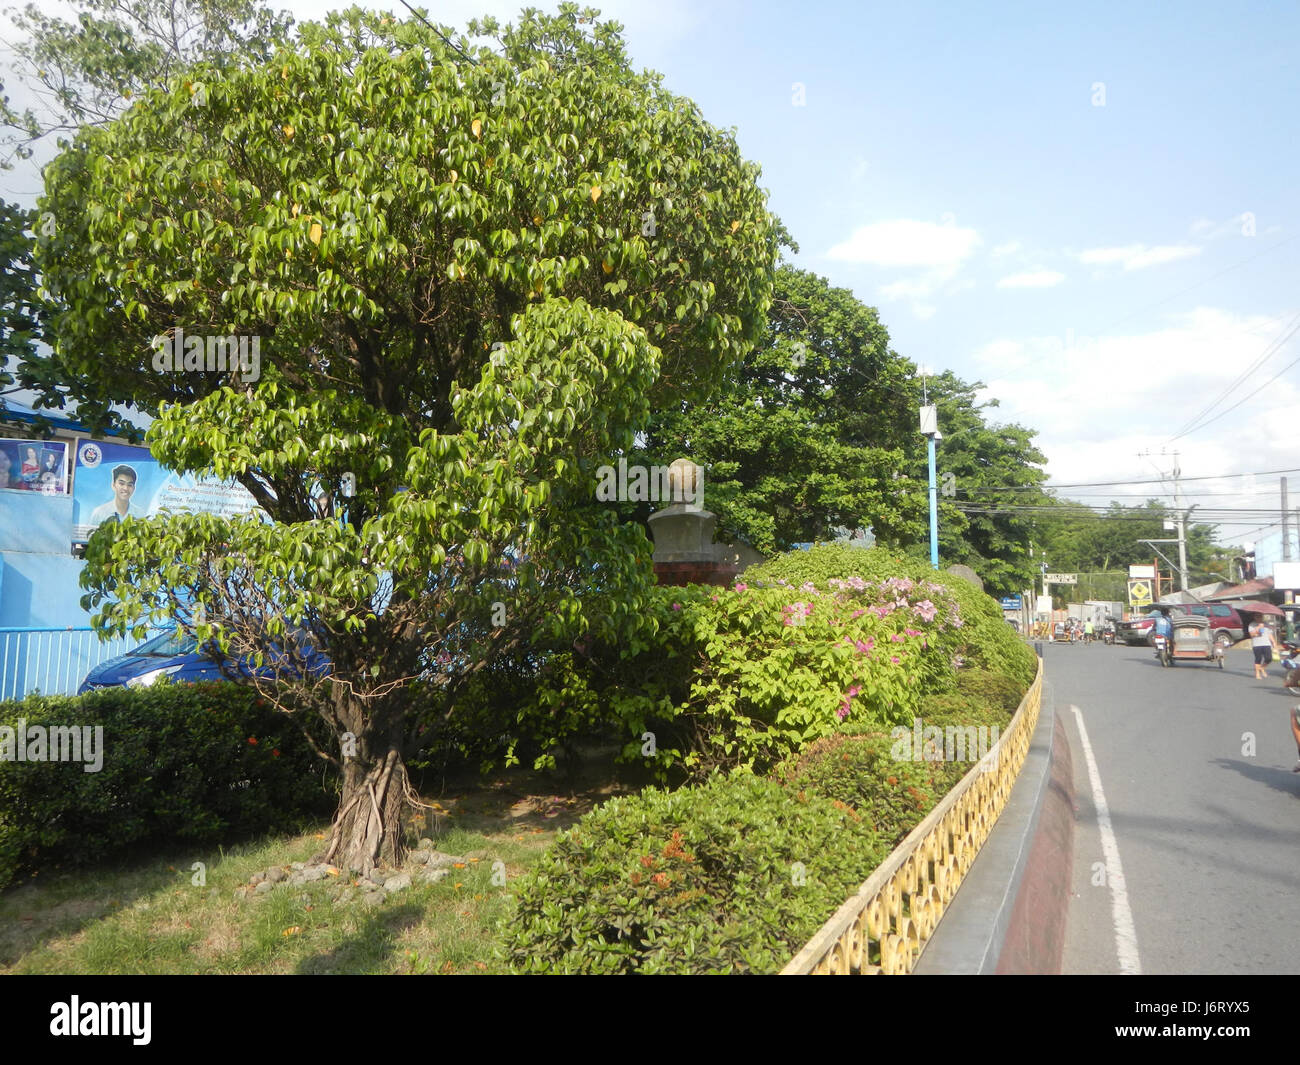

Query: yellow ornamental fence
left=782, top=657, right=1044, bottom=975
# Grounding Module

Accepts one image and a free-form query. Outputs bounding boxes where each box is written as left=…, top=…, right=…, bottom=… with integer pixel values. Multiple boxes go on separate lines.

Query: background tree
left=43, top=6, right=784, bottom=872
left=0, top=199, right=47, bottom=416
left=642, top=265, right=926, bottom=552
left=642, top=267, right=1050, bottom=594
left=1, top=0, right=293, bottom=168
left=905, top=370, right=1049, bottom=594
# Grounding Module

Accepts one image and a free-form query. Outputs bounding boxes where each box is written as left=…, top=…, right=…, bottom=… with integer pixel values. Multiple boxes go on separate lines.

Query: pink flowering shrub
left=518, top=544, right=1034, bottom=781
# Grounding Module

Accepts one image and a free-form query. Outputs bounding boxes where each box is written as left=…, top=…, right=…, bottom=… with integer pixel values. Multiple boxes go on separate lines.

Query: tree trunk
left=319, top=734, right=410, bottom=875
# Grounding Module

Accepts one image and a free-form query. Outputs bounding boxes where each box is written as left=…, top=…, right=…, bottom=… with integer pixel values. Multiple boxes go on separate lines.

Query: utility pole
left=1171, top=452, right=1189, bottom=591
left=1282, top=477, right=1291, bottom=562
left=1141, top=449, right=1190, bottom=591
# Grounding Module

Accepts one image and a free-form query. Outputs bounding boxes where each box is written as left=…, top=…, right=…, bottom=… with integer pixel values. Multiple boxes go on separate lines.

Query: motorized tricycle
left=1158, top=614, right=1224, bottom=669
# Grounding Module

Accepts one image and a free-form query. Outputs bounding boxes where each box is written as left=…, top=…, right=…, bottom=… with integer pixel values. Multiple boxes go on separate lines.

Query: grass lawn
left=0, top=771, right=624, bottom=975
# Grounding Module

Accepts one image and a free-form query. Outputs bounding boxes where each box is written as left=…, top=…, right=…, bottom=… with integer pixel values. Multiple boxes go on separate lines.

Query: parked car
left=77, top=627, right=329, bottom=694
left=1119, top=614, right=1156, bottom=645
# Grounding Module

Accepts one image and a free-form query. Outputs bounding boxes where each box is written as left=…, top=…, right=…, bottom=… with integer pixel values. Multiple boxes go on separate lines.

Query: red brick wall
left=653, top=561, right=740, bottom=587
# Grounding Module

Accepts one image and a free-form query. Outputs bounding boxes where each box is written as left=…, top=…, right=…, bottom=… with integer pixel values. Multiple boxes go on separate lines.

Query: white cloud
left=996, top=270, right=1065, bottom=289
left=880, top=277, right=935, bottom=301
left=991, top=240, right=1022, bottom=257
left=1076, top=243, right=1202, bottom=270
left=973, top=307, right=1300, bottom=545
left=827, top=219, right=981, bottom=269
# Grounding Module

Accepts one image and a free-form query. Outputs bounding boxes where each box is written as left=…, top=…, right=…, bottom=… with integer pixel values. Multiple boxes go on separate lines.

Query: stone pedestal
left=648, top=504, right=748, bottom=587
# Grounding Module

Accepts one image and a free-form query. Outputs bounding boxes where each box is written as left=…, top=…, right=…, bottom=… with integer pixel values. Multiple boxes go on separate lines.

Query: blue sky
left=3, top=0, right=1298, bottom=550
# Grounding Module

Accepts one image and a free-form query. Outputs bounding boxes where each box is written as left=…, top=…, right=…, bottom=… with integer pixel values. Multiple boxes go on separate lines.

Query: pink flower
left=800, top=582, right=816, bottom=594
left=890, top=656, right=900, bottom=664
left=836, top=703, right=851, bottom=720
left=847, top=685, right=861, bottom=697
left=904, top=628, right=922, bottom=637
left=913, top=600, right=938, bottom=623
left=734, top=582, right=748, bottom=592
left=854, top=638, right=874, bottom=653
left=890, top=633, right=904, bottom=643
left=672, top=603, right=682, bottom=611
left=851, top=609, right=865, bottom=619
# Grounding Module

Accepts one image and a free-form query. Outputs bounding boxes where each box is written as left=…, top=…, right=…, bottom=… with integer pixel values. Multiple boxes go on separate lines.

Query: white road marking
left=1070, top=703, right=1142, bottom=975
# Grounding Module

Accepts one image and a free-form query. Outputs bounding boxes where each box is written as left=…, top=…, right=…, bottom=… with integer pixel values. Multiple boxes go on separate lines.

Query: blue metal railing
left=0, top=627, right=146, bottom=701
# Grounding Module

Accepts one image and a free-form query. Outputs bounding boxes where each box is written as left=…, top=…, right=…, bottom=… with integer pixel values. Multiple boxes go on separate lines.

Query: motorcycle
left=1152, top=632, right=1170, bottom=667
left=1282, top=642, right=1300, bottom=695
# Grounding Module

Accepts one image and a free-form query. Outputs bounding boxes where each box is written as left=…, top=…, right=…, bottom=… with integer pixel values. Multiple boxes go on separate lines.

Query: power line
left=395, top=0, right=478, bottom=64
left=1167, top=309, right=1300, bottom=440
left=972, top=466, right=1300, bottom=491
left=1167, top=334, right=1300, bottom=441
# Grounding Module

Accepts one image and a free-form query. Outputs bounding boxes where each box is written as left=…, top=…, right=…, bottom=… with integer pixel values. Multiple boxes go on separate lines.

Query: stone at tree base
left=424, top=853, right=465, bottom=871
left=249, top=871, right=265, bottom=884
left=409, top=849, right=431, bottom=865
left=255, top=881, right=275, bottom=895
left=417, top=838, right=435, bottom=850
left=422, top=868, right=451, bottom=884
left=362, top=890, right=386, bottom=908
left=291, top=862, right=306, bottom=871
left=366, top=869, right=387, bottom=886
left=264, top=867, right=287, bottom=883
left=384, top=873, right=412, bottom=893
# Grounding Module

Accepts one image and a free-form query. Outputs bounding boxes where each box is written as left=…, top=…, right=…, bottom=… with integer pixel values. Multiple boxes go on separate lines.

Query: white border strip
left=1069, top=703, right=1142, bottom=974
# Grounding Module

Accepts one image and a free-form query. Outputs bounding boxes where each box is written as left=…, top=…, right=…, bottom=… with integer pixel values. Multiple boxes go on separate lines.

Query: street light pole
left=921, top=402, right=940, bottom=569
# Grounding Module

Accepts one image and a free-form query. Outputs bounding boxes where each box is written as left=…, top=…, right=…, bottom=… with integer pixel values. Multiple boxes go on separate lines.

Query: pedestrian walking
left=1250, top=619, right=1277, bottom=680
left=1291, top=704, right=1300, bottom=773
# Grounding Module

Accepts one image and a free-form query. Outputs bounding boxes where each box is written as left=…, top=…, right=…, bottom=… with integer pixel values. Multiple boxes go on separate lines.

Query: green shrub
left=779, top=731, right=945, bottom=847
left=954, top=669, right=1025, bottom=712
left=0, top=683, right=337, bottom=890
left=746, top=544, right=1038, bottom=689
left=504, top=773, right=886, bottom=973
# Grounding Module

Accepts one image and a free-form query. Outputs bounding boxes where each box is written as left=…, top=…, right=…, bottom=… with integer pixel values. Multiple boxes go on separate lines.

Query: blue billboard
left=72, top=439, right=262, bottom=542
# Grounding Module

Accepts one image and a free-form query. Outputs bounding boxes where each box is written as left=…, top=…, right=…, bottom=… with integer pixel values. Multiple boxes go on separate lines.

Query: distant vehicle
left=1119, top=614, right=1157, bottom=645
left=77, top=627, right=329, bottom=694
left=1123, top=603, right=1244, bottom=651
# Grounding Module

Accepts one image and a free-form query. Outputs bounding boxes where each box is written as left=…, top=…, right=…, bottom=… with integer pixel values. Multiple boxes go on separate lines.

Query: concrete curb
left=913, top=669, right=1074, bottom=974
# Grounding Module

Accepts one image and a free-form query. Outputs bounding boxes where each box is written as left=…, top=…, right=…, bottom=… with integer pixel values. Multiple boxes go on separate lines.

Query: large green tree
left=39, top=6, right=784, bottom=872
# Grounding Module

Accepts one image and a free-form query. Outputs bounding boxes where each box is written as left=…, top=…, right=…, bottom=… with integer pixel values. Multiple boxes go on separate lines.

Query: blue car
left=77, top=627, right=329, bottom=694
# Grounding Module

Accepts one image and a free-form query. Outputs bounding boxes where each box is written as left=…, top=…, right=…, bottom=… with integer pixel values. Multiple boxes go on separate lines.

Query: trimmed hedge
left=504, top=772, right=886, bottom=974
left=0, top=682, right=337, bottom=890
left=778, top=731, right=946, bottom=848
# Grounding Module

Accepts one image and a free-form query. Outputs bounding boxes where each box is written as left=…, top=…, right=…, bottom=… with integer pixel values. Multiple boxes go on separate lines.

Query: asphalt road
left=1046, top=639, right=1300, bottom=975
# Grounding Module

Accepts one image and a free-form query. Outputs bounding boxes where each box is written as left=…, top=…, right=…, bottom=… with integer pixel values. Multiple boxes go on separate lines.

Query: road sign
left=1128, top=579, right=1152, bottom=608
left=1000, top=596, right=1022, bottom=610
left=1045, top=573, right=1077, bottom=585
left=1129, top=564, right=1156, bottom=579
